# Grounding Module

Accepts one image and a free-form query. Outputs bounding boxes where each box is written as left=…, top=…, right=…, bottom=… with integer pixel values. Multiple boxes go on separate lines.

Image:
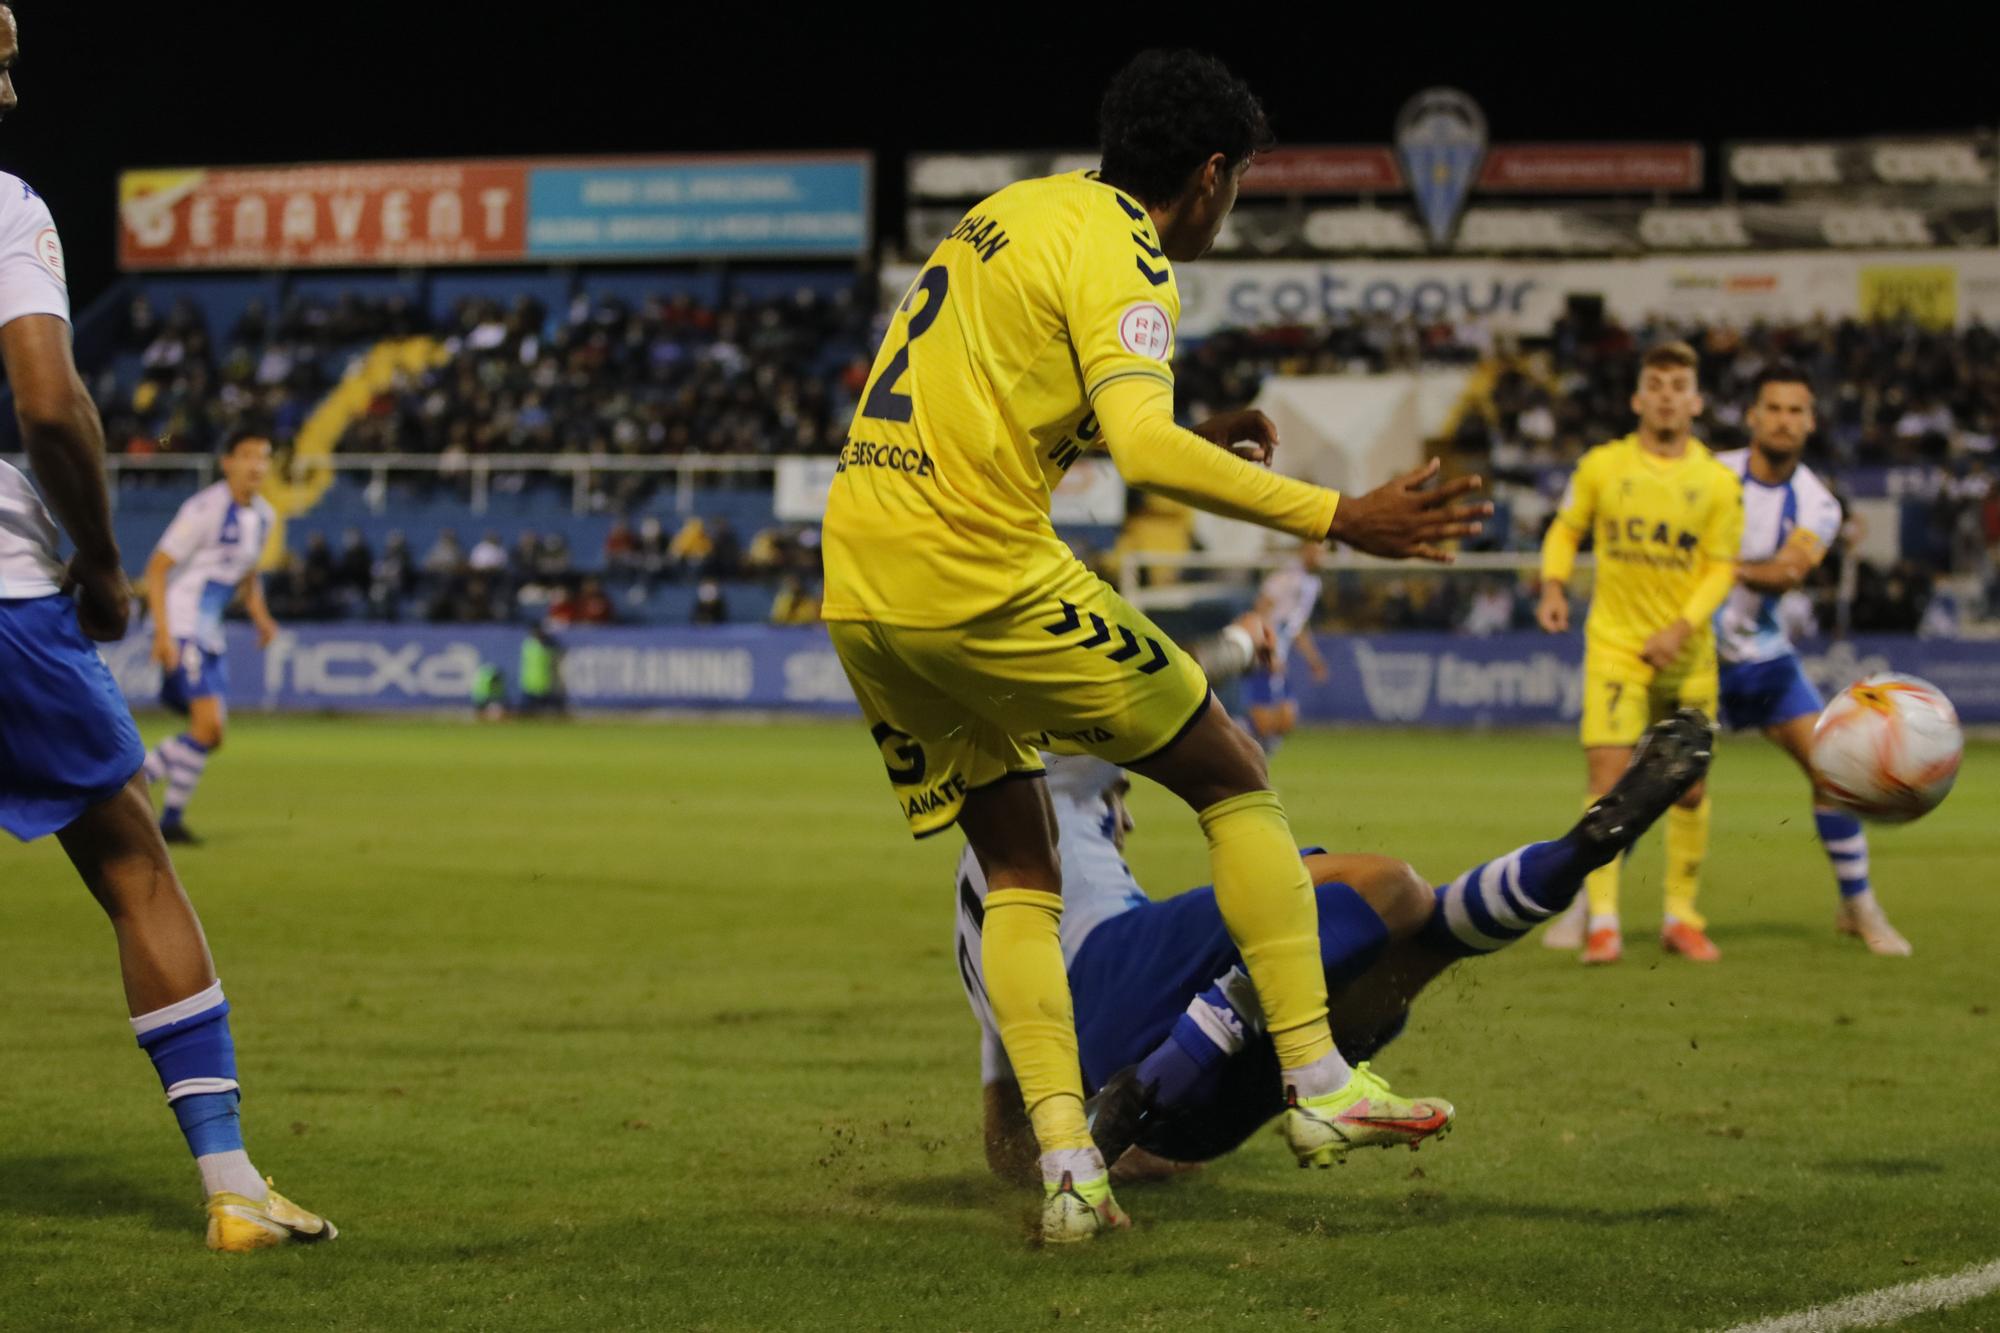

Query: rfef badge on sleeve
left=1395, top=88, right=1486, bottom=251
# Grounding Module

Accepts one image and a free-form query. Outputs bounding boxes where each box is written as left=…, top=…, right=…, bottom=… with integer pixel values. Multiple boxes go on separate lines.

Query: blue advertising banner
left=525, top=157, right=869, bottom=260
left=103, top=624, right=860, bottom=714
left=1285, top=633, right=2000, bottom=727
left=100, top=625, right=2000, bottom=726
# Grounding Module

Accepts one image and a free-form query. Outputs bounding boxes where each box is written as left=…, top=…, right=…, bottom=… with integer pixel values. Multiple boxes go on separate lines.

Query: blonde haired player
left=822, top=50, right=1488, bottom=1241
left=1536, top=341, right=1743, bottom=964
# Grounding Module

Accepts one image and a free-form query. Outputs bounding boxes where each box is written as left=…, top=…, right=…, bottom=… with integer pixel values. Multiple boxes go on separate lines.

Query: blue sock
left=1422, top=839, right=1584, bottom=958
left=131, top=980, right=244, bottom=1159
left=1137, top=980, right=1245, bottom=1109
left=1815, top=808, right=1871, bottom=899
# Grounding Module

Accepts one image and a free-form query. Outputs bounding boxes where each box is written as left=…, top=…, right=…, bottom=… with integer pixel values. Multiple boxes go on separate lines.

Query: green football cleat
left=1283, top=1062, right=1454, bottom=1167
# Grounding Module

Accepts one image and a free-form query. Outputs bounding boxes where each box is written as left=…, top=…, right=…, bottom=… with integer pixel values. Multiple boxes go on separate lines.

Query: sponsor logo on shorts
left=871, top=723, right=927, bottom=785
left=1031, top=725, right=1115, bottom=746
left=905, top=774, right=968, bottom=820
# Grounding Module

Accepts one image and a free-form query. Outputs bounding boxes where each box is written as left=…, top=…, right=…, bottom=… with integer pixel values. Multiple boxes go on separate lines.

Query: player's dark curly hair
left=1752, top=360, right=1813, bottom=397
left=220, top=425, right=273, bottom=455
left=1098, top=50, right=1273, bottom=206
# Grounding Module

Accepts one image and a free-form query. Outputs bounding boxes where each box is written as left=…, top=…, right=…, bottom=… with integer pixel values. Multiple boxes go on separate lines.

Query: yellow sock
left=1584, top=852, right=1623, bottom=920
left=1197, top=791, right=1331, bottom=1073
left=1664, top=796, right=1711, bottom=930
left=1582, top=794, right=1621, bottom=919
left=980, top=888, right=1092, bottom=1153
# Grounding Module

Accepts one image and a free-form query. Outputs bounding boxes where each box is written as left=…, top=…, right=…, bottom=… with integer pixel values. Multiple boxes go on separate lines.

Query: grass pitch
left=1, top=717, right=1995, bottom=1331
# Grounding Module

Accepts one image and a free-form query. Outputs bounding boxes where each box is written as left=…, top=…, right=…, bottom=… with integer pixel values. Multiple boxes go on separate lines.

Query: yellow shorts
left=1580, top=642, right=1718, bottom=749
left=827, top=563, right=1211, bottom=838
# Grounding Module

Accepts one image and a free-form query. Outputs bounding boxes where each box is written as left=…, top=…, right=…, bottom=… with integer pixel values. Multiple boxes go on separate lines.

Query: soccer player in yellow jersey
left=822, top=50, right=1489, bottom=1242
left=1535, top=341, right=1744, bottom=965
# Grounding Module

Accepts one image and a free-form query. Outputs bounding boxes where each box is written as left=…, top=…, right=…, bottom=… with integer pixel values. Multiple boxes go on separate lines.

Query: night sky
left=6, top=4, right=1993, bottom=307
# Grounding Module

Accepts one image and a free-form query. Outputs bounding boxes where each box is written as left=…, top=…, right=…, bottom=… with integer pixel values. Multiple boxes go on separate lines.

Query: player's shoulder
left=1689, top=440, right=1743, bottom=490
left=180, top=480, right=231, bottom=516
left=251, top=494, right=278, bottom=522
left=0, top=172, right=54, bottom=227
left=1790, top=459, right=1839, bottom=507
left=1577, top=435, right=1636, bottom=473
left=1712, top=446, right=1750, bottom=477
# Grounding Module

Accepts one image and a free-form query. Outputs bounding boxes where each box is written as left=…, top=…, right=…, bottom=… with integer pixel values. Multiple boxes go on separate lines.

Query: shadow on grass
left=0, top=1154, right=189, bottom=1232
left=1153, top=1183, right=1716, bottom=1236
left=851, top=1166, right=1718, bottom=1243
left=851, top=1169, right=1016, bottom=1212
left=1813, top=1157, right=1945, bottom=1178
left=1700, top=921, right=1815, bottom=942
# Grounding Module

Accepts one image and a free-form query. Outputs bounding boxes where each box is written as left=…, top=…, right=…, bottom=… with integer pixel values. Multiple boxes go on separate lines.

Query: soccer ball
left=1810, top=674, right=1963, bottom=824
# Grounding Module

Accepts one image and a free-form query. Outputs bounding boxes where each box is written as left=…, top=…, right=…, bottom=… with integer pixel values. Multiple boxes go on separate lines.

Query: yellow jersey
left=1549, top=435, right=1744, bottom=658
left=821, top=171, right=1185, bottom=627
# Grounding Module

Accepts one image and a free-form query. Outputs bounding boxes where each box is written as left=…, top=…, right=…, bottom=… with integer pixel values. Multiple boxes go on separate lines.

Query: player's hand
left=1536, top=583, right=1570, bottom=634
left=1230, top=609, right=1279, bottom=665
left=150, top=625, right=178, bottom=668
left=254, top=616, right=280, bottom=649
left=1640, top=619, right=1694, bottom=671
left=62, top=556, right=133, bottom=643
left=1309, top=660, right=1331, bottom=685
left=1324, top=458, right=1490, bottom=563
left=1192, top=409, right=1279, bottom=467
left=1108, top=1145, right=1202, bottom=1185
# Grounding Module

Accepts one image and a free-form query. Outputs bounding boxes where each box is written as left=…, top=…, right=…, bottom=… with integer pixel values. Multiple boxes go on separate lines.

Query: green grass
left=2, top=717, right=1995, bottom=1331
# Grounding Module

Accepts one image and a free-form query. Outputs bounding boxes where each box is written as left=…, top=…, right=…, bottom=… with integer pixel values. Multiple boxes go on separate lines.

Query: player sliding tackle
left=822, top=48, right=1489, bottom=1242
left=0, top=4, right=330, bottom=1251
left=959, top=712, right=1714, bottom=1181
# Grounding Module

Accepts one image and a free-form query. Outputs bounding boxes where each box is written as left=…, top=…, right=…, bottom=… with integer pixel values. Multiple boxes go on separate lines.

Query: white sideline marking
left=1720, top=1258, right=2000, bottom=1332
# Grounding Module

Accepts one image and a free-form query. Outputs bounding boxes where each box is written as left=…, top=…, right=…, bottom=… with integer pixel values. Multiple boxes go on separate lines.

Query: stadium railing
left=7, top=451, right=780, bottom=518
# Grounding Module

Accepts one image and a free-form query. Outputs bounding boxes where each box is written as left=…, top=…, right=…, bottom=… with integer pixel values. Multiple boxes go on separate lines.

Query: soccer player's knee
left=1676, top=777, right=1707, bottom=809
left=1354, top=857, right=1432, bottom=937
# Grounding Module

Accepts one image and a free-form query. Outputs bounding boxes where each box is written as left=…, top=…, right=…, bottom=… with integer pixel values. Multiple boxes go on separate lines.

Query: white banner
left=886, top=249, right=2000, bottom=338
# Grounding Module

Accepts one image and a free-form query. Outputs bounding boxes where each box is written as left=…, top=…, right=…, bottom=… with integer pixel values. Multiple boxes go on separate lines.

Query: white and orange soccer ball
left=1811, top=674, right=1963, bottom=824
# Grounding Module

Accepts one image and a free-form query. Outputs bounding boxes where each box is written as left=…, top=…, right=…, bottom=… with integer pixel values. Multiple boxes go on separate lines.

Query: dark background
left=5, top=4, right=1992, bottom=308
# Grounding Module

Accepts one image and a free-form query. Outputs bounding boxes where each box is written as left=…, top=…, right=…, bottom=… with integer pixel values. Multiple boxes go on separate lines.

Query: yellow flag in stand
left=257, top=336, right=451, bottom=569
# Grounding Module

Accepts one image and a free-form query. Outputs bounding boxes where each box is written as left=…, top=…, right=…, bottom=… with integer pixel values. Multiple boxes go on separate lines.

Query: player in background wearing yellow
left=822, top=50, right=1488, bottom=1241
left=1535, top=341, right=1743, bottom=965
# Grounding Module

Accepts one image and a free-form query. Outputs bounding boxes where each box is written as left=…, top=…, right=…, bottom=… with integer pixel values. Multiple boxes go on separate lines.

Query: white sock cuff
left=131, top=980, right=225, bottom=1036
left=1040, top=1147, right=1105, bottom=1185
left=166, top=1076, right=240, bottom=1103
left=1187, top=995, right=1247, bottom=1055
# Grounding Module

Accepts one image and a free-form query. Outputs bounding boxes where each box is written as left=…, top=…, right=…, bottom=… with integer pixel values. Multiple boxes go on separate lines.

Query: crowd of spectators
left=102, top=283, right=874, bottom=471
left=260, top=515, right=825, bottom=629
left=95, top=280, right=2000, bottom=634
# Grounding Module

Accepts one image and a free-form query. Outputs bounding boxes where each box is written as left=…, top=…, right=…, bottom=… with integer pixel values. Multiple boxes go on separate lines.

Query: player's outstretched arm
left=0, top=313, right=127, bottom=641
left=1323, top=458, right=1490, bottom=563
left=1094, top=377, right=1488, bottom=555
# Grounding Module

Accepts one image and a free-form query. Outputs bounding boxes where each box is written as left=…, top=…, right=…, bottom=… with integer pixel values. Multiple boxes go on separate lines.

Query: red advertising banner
left=1478, top=145, right=1703, bottom=193
left=1241, top=147, right=1403, bottom=194
left=119, top=161, right=534, bottom=270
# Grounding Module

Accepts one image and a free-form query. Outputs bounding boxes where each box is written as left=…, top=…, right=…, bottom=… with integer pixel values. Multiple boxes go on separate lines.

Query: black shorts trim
left=1124, top=690, right=1214, bottom=767
left=965, top=766, right=1048, bottom=796
left=910, top=767, right=1049, bottom=840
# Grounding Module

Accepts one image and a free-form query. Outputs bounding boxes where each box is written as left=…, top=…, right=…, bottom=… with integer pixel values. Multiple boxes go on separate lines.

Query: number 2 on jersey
left=860, top=266, right=949, bottom=424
